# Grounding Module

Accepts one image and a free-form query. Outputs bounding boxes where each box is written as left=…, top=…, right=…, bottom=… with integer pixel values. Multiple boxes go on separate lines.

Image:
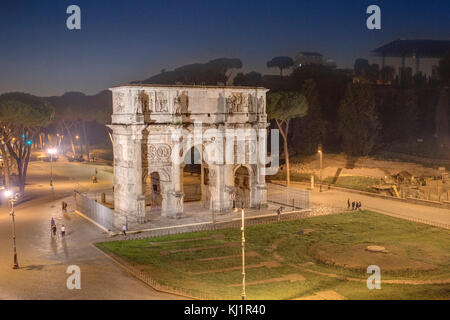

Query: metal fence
left=267, top=183, right=310, bottom=210
left=74, top=191, right=114, bottom=230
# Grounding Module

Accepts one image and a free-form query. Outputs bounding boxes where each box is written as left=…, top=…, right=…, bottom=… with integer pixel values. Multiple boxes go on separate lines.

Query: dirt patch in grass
left=294, top=290, right=346, bottom=300
left=309, top=242, right=438, bottom=271
left=173, top=251, right=261, bottom=264
left=229, top=274, right=305, bottom=287
left=189, top=261, right=281, bottom=275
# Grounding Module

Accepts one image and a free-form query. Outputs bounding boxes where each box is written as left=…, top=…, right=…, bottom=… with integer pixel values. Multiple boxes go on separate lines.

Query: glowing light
left=48, top=148, right=57, bottom=155
left=4, top=190, right=12, bottom=198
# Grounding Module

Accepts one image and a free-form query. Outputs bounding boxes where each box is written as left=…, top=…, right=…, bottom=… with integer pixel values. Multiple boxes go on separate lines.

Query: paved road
left=291, top=182, right=450, bottom=228
left=0, top=161, right=181, bottom=300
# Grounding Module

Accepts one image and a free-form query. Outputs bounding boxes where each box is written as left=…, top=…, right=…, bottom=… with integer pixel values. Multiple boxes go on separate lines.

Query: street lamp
left=4, top=190, right=20, bottom=269
left=241, top=206, right=246, bottom=300
left=75, top=135, right=81, bottom=157
left=48, top=148, right=57, bottom=186
left=318, top=144, right=323, bottom=192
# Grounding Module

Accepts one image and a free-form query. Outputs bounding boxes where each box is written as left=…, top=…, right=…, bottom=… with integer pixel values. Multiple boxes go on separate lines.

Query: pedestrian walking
left=347, top=198, right=351, bottom=210
left=351, top=201, right=355, bottom=210
left=122, top=225, right=127, bottom=236
left=61, top=225, right=66, bottom=238
left=276, top=207, right=282, bottom=221
left=50, top=218, right=56, bottom=237
left=358, top=201, right=362, bottom=211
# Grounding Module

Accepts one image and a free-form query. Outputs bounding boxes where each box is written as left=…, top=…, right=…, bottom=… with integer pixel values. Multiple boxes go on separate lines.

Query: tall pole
left=50, top=152, right=53, bottom=186
left=318, top=145, right=323, bottom=192
left=241, top=207, right=246, bottom=300
left=9, top=195, right=19, bottom=269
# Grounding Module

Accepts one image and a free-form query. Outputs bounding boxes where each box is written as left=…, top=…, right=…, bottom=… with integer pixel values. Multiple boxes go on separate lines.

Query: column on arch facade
left=108, top=124, right=147, bottom=229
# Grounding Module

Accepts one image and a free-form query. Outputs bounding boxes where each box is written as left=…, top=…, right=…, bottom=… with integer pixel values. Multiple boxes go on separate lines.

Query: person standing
left=351, top=201, right=355, bottom=210
left=347, top=199, right=351, bottom=210
left=61, top=225, right=66, bottom=238
left=51, top=218, right=57, bottom=238
left=358, top=201, right=362, bottom=211
left=122, top=225, right=127, bottom=236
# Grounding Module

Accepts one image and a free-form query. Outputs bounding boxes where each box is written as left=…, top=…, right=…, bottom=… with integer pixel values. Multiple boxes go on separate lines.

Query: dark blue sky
left=1, top=0, right=449, bottom=96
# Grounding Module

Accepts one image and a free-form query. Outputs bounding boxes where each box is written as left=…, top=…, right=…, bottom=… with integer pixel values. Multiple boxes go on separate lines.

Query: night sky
left=1, top=0, right=449, bottom=96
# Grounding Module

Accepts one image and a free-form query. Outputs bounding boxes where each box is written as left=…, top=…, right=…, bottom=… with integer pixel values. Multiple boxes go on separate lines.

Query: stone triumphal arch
left=108, top=84, right=269, bottom=229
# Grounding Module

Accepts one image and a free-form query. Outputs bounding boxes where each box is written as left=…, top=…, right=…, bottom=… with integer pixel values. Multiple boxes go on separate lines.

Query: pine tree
left=291, top=79, right=327, bottom=155
left=338, top=84, right=380, bottom=156
left=435, top=88, right=449, bottom=144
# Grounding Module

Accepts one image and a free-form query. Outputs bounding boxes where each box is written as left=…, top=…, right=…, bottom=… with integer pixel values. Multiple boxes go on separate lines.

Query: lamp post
left=75, top=135, right=80, bottom=157
left=5, top=190, right=19, bottom=269
left=48, top=148, right=57, bottom=186
left=318, top=145, right=323, bottom=192
left=241, top=206, right=246, bottom=300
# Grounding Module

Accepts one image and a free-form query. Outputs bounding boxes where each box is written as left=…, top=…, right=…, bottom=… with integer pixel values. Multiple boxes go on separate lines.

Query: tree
left=139, top=58, right=243, bottom=85
left=380, top=66, right=396, bottom=84
left=354, top=58, right=370, bottom=77
left=0, top=93, right=54, bottom=194
left=267, top=57, right=294, bottom=76
left=354, top=58, right=379, bottom=83
left=54, top=104, right=78, bottom=156
left=338, top=84, right=380, bottom=157
left=435, top=88, right=449, bottom=144
left=438, top=54, right=450, bottom=86
left=267, top=91, right=309, bottom=186
left=397, top=89, right=419, bottom=139
left=290, top=80, right=327, bottom=155
left=233, top=72, right=263, bottom=86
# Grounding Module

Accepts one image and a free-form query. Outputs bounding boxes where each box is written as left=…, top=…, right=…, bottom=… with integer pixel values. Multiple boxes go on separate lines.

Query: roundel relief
left=157, top=145, right=171, bottom=158
left=148, top=144, right=171, bottom=162
left=149, top=145, right=157, bottom=160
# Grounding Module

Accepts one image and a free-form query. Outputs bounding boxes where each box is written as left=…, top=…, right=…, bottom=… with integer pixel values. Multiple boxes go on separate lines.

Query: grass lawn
left=96, top=211, right=450, bottom=300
